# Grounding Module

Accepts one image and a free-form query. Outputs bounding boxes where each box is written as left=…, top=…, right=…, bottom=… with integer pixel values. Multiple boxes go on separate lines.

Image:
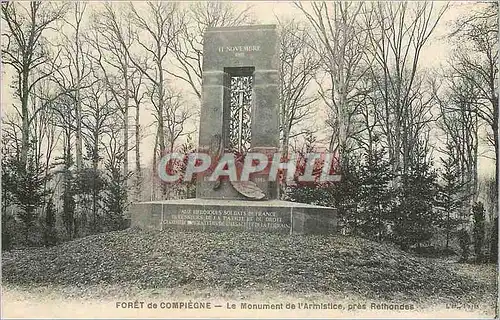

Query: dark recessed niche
left=224, top=66, right=255, bottom=77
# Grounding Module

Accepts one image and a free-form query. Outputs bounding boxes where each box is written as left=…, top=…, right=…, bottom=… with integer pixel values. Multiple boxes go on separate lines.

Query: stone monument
left=130, top=25, right=337, bottom=234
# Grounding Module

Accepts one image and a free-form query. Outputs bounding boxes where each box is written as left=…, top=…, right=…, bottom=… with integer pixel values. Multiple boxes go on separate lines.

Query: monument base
left=129, top=199, right=337, bottom=235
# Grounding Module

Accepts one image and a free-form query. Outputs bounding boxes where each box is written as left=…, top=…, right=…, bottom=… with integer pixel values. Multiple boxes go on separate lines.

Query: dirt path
left=1, top=281, right=496, bottom=319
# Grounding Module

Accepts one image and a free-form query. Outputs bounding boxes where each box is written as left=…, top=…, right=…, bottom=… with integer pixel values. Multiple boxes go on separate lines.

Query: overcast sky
left=1, top=1, right=495, bottom=179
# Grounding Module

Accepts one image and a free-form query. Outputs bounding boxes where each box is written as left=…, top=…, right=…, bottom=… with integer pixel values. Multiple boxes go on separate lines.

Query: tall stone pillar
left=196, top=25, right=279, bottom=200
left=130, top=24, right=337, bottom=236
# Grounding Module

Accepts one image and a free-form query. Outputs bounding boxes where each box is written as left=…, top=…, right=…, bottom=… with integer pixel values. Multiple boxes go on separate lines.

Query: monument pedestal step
left=129, top=199, right=337, bottom=235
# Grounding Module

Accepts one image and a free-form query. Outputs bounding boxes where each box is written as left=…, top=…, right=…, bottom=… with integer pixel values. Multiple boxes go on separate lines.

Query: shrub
left=457, top=229, right=471, bottom=262
left=43, top=198, right=58, bottom=246
left=489, top=216, right=498, bottom=262
left=472, top=202, right=485, bottom=263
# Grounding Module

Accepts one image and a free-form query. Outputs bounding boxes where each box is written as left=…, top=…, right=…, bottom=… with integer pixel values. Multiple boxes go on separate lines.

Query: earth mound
left=2, top=228, right=482, bottom=300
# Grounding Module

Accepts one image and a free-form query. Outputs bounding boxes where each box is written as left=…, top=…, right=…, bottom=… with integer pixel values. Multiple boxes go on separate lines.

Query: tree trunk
left=123, top=62, right=129, bottom=188
left=446, top=211, right=450, bottom=249
left=157, top=58, right=167, bottom=197
left=20, top=70, right=30, bottom=167
left=75, top=11, right=83, bottom=170
left=152, top=128, right=159, bottom=201
left=92, top=128, right=99, bottom=233
left=135, top=102, right=142, bottom=200
left=493, top=100, right=499, bottom=213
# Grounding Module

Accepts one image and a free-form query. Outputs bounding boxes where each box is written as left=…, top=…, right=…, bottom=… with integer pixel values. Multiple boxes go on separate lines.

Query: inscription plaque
left=130, top=199, right=336, bottom=235
left=162, top=209, right=290, bottom=231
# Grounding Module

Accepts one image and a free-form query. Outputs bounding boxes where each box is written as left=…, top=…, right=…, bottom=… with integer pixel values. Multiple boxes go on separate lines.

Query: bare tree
left=146, top=86, right=193, bottom=201
left=295, top=2, right=370, bottom=161
left=58, top=2, right=89, bottom=170
left=433, top=70, right=480, bottom=212
left=80, top=76, right=115, bottom=172
left=362, top=2, right=447, bottom=174
left=277, top=18, right=320, bottom=157
left=30, top=78, right=62, bottom=198
left=102, top=112, right=127, bottom=176
left=169, top=2, right=254, bottom=100
left=160, top=89, right=194, bottom=153
left=122, top=2, right=186, bottom=167
left=101, top=2, right=186, bottom=198
left=451, top=2, right=498, bottom=195
left=80, top=71, right=117, bottom=232
left=1, top=1, right=67, bottom=168
left=351, top=72, right=382, bottom=156
left=89, top=3, right=136, bottom=188
left=50, top=93, right=75, bottom=169
left=2, top=115, right=22, bottom=158
left=128, top=68, right=147, bottom=200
